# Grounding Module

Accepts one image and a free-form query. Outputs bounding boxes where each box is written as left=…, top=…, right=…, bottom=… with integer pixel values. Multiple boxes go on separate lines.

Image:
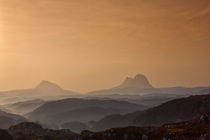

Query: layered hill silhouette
left=1, top=112, right=210, bottom=140
left=91, top=94, right=210, bottom=131
left=0, top=110, right=27, bottom=129
left=133, top=94, right=210, bottom=126
left=4, top=99, right=45, bottom=115
left=1, top=74, right=210, bottom=108
left=27, top=98, right=146, bottom=126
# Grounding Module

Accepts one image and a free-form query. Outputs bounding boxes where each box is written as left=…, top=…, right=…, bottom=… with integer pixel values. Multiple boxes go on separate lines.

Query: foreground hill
left=0, top=110, right=27, bottom=129
left=27, top=98, right=146, bottom=125
left=61, top=121, right=89, bottom=133
left=81, top=113, right=210, bottom=140
left=1, top=112, right=210, bottom=140
left=8, top=122, right=78, bottom=140
left=92, top=94, right=210, bottom=131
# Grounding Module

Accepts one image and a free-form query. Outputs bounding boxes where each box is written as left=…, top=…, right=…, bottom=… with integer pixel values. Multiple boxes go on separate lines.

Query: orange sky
left=0, top=0, right=210, bottom=92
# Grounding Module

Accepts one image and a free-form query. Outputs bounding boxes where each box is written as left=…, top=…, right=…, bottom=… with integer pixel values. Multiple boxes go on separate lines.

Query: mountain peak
left=115, top=74, right=154, bottom=89
left=134, top=74, right=148, bottom=80
left=35, top=80, right=63, bottom=91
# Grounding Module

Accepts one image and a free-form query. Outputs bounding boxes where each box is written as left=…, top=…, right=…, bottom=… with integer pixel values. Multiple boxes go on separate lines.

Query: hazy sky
left=0, top=0, right=210, bottom=92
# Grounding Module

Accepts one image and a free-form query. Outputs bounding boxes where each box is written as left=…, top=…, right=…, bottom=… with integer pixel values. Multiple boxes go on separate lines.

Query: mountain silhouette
left=0, top=81, right=78, bottom=104
left=114, top=74, right=154, bottom=89
left=88, top=74, right=154, bottom=95
left=35, top=80, right=64, bottom=92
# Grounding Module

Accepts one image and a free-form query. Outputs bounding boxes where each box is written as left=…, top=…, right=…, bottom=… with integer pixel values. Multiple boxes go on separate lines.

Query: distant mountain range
left=1, top=74, right=210, bottom=107
left=0, top=81, right=79, bottom=104
left=86, top=74, right=210, bottom=107
left=88, top=74, right=210, bottom=96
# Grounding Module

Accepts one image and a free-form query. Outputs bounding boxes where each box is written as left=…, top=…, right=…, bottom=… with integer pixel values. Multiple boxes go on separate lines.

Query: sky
left=0, top=0, right=210, bottom=92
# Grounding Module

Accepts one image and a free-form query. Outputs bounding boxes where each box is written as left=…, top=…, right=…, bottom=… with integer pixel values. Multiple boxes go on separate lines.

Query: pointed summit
left=115, top=74, right=154, bottom=89
left=35, top=80, right=63, bottom=91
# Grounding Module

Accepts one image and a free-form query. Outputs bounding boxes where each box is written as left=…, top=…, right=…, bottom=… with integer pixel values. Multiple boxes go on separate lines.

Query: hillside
left=134, top=94, right=210, bottom=126
left=92, top=94, right=210, bottom=131
left=4, top=99, right=45, bottom=115
left=1, top=112, right=209, bottom=140
left=81, top=114, right=210, bottom=140
left=0, top=110, right=27, bottom=129
left=27, top=98, right=146, bottom=125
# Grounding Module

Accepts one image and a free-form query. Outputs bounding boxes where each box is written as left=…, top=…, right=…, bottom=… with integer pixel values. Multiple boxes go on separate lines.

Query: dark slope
left=61, top=121, right=89, bottom=133
left=92, top=111, right=143, bottom=131
left=92, top=94, right=210, bottom=131
left=27, top=98, right=146, bottom=124
left=134, top=94, right=210, bottom=126
left=0, top=110, right=27, bottom=129
left=2, top=113, right=210, bottom=140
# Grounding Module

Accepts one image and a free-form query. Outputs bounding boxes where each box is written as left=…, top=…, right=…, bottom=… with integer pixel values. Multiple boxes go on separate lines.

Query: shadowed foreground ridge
left=0, top=112, right=209, bottom=140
